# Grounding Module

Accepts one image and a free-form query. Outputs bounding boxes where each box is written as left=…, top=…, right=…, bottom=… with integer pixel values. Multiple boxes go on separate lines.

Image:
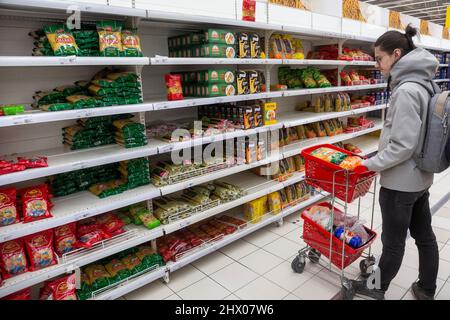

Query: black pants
left=378, top=187, right=439, bottom=295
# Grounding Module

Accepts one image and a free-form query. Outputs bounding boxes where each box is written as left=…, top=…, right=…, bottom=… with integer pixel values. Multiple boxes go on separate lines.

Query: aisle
left=119, top=169, right=450, bottom=301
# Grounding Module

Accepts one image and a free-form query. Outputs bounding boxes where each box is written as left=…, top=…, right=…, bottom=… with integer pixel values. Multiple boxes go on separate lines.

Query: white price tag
left=160, top=145, right=174, bottom=153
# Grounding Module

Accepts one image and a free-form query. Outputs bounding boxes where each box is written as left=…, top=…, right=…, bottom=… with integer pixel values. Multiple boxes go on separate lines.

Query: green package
left=204, top=29, right=236, bottom=45
left=2, top=105, right=25, bottom=115
left=84, top=264, right=110, bottom=291
left=330, top=152, right=348, bottom=165
left=44, top=25, right=80, bottom=56
left=122, top=254, right=146, bottom=274
left=196, top=69, right=235, bottom=84
left=137, top=210, right=161, bottom=230
left=201, top=44, right=236, bottom=58
left=117, top=212, right=132, bottom=225
left=200, top=83, right=236, bottom=97
left=34, top=91, right=66, bottom=105
left=96, top=21, right=123, bottom=57
left=105, top=259, right=131, bottom=282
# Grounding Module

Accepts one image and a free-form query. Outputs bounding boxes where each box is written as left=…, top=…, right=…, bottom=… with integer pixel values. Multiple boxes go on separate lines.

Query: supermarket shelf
left=162, top=172, right=285, bottom=235
left=0, top=184, right=160, bottom=242
left=434, top=79, right=450, bottom=83
left=90, top=266, right=167, bottom=300
left=282, top=84, right=387, bottom=97
left=0, top=56, right=149, bottom=67
left=151, top=92, right=283, bottom=111
left=150, top=57, right=283, bottom=65
left=0, top=225, right=163, bottom=299
left=157, top=122, right=283, bottom=154
left=278, top=104, right=388, bottom=129
left=283, top=59, right=376, bottom=66
left=0, top=141, right=163, bottom=186
left=167, top=192, right=325, bottom=273
left=344, top=135, right=380, bottom=156
left=0, top=0, right=147, bottom=17
left=282, top=120, right=383, bottom=158
left=159, top=153, right=283, bottom=196
left=150, top=57, right=375, bottom=66
left=0, top=103, right=154, bottom=128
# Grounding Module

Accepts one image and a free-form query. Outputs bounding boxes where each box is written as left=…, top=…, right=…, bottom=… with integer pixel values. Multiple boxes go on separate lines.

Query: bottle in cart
left=334, top=226, right=362, bottom=248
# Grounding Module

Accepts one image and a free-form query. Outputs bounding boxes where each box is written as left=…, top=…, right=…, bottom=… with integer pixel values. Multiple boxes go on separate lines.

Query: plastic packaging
left=24, top=230, right=57, bottom=271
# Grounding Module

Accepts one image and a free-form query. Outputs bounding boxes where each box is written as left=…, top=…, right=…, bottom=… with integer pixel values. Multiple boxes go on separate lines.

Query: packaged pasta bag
left=122, top=253, right=146, bottom=274
left=339, top=155, right=363, bottom=170
left=242, top=0, right=256, bottom=22
left=75, top=229, right=111, bottom=249
left=121, top=29, right=143, bottom=57
left=1, top=288, right=32, bottom=300
left=165, top=74, right=184, bottom=101
left=20, top=184, right=52, bottom=223
left=54, top=222, right=77, bottom=255
left=96, top=212, right=125, bottom=234
left=44, top=274, right=77, bottom=300
left=267, top=192, right=281, bottom=215
left=97, top=21, right=123, bottom=57
left=0, top=239, right=28, bottom=279
left=0, top=187, right=19, bottom=227
left=44, top=25, right=79, bottom=56
left=105, top=258, right=131, bottom=282
left=23, top=230, right=57, bottom=271
left=84, top=264, right=110, bottom=290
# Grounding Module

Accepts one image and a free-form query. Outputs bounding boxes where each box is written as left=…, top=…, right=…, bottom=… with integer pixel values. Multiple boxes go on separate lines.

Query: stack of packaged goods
left=168, top=29, right=236, bottom=58
left=340, top=70, right=383, bottom=86
left=29, top=21, right=142, bottom=57
left=158, top=216, right=244, bottom=262
left=0, top=156, right=48, bottom=176
left=269, top=34, right=305, bottom=59
left=295, top=93, right=351, bottom=113
left=268, top=0, right=308, bottom=10
left=49, top=163, right=119, bottom=197
left=345, top=115, right=375, bottom=133
left=153, top=182, right=243, bottom=224
left=88, top=158, right=150, bottom=199
left=89, top=71, right=143, bottom=106
left=33, top=71, right=142, bottom=112
left=62, top=116, right=118, bottom=150
left=179, top=69, right=237, bottom=97
left=278, top=66, right=332, bottom=90
left=0, top=184, right=54, bottom=227
left=243, top=181, right=311, bottom=222
left=251, top=154, right=304, bottom=181
left=309, top=146, right=363, bottom=170
left=73, top=29, right=100, bottom=56
left=77, top=244, right=164, bottom=300
left=119, top=202, right=160, bottom=230
left=307, top=45, right=373, bottom=61
left=118, top=158, right=151, bottom=190
left=112, top=118, right=148, bottom=148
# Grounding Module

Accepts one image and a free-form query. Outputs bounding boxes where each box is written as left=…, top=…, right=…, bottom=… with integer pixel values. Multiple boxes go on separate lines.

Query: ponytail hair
left=375, top=24, right=418, bottom=57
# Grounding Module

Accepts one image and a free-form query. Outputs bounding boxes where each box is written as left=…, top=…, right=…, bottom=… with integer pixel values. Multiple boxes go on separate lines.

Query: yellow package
left=262, top=102, right=277, bottom=125
left=121, top=29, right=143, bottom=57
left=323, top=95, right=332, bottom=112
left=313, top=122, right=327, bottom=137
left=44, top=25, right=79, bottom=56
left=291, top=37, right=305, bottom=60
left=312, top=96, right=323, bottom=113
left=339, top=156, right=362, bottom=170
left=296, top=125, right=306, bottom=140
left=324, top=120, right=337, bottom=137
left=268, top=192, right=282, bottom=215
left=244, top=197, right=264, bottom=223
left=97, top=21, right=123, bottom=57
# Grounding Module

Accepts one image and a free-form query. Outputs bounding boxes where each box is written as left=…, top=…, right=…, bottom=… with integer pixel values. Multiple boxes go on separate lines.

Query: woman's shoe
left=411, top=282, right=435, bottom=300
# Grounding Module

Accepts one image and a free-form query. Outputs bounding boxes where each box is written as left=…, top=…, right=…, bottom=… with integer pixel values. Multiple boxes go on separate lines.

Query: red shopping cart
left=291, top=144, right=379, bottom=300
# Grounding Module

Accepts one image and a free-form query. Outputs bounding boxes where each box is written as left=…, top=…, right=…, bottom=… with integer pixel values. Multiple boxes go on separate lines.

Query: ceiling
left=360, top=0, right=450, bottom=25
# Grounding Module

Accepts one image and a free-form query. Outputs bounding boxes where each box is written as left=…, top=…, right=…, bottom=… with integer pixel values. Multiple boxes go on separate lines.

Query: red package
left=74, top=229, right=111, bottom=249
left=96, top=213, right=125, bottom=234
left=0, top=164, right=26, bottom=175
left=242, top=0, right=256, bottom=22
left=24, top=230, right=57, bottom=271
left=54, top=223, right=77, bottom=255
left=165, top=74, right=184, bottom=101
left=1, top=287, right=32, bottom=300
left=0, top=159, right=13, bottom=169
left=109, top=227, right=126, bottom=237
left=0, top=239, right=28, bottom=279
left=39, top=281, right=52, bottom=300
left=46, top=274, right=77, bottom=300
left=17, top=156, right=48, bottom=169
left=0, top=187, right=19, bottom=226
left=20, top=184, right=52, bottom=223
left=77, top=218, right=100, bottom=236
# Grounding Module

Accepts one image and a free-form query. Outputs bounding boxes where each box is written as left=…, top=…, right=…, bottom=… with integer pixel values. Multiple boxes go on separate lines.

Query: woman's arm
left=363, top=87, right=423, bottom=172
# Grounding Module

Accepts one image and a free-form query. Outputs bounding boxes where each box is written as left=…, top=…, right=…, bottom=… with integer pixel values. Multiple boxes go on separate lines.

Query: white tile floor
left=123, top=168, right=450, bottom=300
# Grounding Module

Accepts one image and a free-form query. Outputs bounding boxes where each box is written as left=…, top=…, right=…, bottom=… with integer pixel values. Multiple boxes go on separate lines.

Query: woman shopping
left=352, top=25, right=440, bottom=300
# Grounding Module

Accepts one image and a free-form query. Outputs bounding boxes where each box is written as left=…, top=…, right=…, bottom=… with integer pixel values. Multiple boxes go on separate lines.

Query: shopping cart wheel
left=291, top=255, right=306, bottom=274
left=359, top=256, right=376, bottom=278
left=341, top=278, right=356, bottom=300
left=308, top=249, right=321, bottom=264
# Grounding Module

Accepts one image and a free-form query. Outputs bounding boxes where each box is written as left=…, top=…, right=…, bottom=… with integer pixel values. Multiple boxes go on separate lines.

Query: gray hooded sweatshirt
left=363, top=47, right=438, bottom=192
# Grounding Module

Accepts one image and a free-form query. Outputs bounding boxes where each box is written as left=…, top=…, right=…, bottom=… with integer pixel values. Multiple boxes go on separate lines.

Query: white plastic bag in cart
left=349, top=222, right=370, bottom=244
left=332, top=210, right=359, bottom=228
